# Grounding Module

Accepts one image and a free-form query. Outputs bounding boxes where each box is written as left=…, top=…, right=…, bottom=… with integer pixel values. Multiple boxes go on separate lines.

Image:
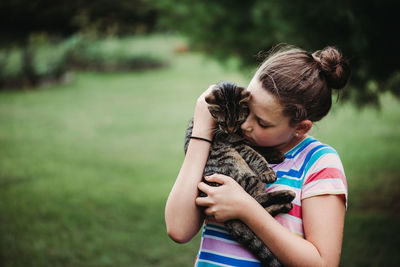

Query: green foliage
left=0, top=38, right=68, bottom=88
left=157, top=0, right=400, bottom=106
left=0, top=49, right=23, bottom=78
left=65, top=35, right=166, bottom=71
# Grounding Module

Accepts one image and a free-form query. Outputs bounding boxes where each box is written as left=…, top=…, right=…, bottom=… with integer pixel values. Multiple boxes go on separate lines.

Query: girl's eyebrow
left=256, top=115, right=275, bottom=126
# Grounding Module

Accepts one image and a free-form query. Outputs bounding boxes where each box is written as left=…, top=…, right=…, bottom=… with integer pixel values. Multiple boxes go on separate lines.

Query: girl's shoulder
left=285, top=136, right=337, bottom=158
left=270, top=136, right=345, bottom=187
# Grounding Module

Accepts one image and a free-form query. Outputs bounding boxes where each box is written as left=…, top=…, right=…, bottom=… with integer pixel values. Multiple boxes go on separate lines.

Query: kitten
left=184, top=82, right=295, bottom=266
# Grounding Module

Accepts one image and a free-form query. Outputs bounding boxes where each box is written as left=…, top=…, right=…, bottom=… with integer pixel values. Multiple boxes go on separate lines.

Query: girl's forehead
left=247, top=78, right=283, bottom=118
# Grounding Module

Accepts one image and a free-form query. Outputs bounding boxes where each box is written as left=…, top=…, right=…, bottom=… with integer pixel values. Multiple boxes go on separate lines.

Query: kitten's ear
left=238, top=89, right=250, bottom=104
left=205, top=91, right=217, bottom=105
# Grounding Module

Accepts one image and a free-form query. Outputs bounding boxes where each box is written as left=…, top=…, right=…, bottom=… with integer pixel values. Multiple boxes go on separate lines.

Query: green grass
left=0, top=35, right=399, bottom=266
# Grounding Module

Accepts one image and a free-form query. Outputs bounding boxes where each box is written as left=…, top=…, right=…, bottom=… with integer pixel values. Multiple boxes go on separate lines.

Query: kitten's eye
left=238, top=114, right=247, bottom=123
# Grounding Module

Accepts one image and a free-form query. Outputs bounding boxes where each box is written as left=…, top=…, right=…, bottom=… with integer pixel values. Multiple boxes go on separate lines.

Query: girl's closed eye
left=257, top=118, right=272, bottom=128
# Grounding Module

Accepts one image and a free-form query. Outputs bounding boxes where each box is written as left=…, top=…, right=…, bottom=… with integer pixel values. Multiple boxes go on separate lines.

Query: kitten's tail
left=247, top=237, right=282, bottom=267
left=227, top=221, right=283, bottom=267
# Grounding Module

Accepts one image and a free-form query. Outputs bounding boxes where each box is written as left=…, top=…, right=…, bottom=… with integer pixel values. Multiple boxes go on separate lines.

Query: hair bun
left=315, top=46, right=350, bottom=90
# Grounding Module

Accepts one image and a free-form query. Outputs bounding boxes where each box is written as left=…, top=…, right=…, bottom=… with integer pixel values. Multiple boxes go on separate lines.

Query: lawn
left=0, top=35, right=399, bottom=266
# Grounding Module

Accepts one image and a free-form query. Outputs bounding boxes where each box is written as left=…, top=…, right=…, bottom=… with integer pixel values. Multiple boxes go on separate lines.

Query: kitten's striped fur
left=184, top=82, right=295, bottom=266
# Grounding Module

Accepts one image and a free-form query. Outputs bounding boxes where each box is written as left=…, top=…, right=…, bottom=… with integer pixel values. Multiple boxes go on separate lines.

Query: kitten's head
left=205, top=82, right=250, bottom=135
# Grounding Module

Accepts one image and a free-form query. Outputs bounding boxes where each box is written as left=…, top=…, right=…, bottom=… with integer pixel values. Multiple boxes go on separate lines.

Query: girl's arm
left=197, top=174, right=346, bottom=267
left=165, top=86, right=216, bottom=243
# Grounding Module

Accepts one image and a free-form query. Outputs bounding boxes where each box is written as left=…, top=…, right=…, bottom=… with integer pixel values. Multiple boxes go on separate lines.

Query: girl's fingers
left=195, top=195, right=211, bottom=207
left=197, top=174, right=233, bottom=199
left=205, top=173, right=231, bottom=185
left=197, top=182, right=212, bottom=195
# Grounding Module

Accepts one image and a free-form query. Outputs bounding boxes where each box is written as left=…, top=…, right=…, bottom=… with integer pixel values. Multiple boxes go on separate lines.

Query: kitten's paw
left=276, top=190, right=296, bottom=203
left=261, top=168, right=277, bottom=184
left=265, top=203, right=293, bottom=216
left=258, top=190, right=295, bottom=206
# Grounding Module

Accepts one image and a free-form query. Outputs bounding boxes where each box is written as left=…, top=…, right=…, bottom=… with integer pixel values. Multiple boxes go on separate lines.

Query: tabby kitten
left=184, top=82, right=295, bottom=267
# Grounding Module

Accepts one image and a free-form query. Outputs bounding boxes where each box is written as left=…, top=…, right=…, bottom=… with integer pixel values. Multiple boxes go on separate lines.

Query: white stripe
left=307, top=153, right=345, bottom=174
left=206, top=225, right=229, bottom=234
left=197, top=259, right=234, bottom=267
left=278, top=213, right=302, bottom=224
left=203, top=235, right=239, bottom=245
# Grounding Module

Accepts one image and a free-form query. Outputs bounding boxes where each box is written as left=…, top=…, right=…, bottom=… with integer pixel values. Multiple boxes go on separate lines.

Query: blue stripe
left=268, top=176, right=303, bottom=188
left=285, top=137, right=317, bottom=159
left=199, top=252, right=261, bottom=267
left=277, top=145, right=326, bottom=178
left=204, top=229, right=233, bottom=241
left=303, top=147, right=337, bottom=176
left=268, top=145, right=337, bottom=189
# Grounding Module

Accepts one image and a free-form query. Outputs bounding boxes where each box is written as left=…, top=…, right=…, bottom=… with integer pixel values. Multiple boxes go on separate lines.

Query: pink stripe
left=288, top=203, right=302, bottom=218
left=205, top=218, right=225, bottom=225
left=275, top=215, right=304, bottom=234
left=305, top=168, right=345, bottom=185
left=201, top=237, right=257, bottom=259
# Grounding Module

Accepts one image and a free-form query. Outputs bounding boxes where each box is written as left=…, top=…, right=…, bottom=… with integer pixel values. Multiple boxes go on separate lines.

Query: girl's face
left=241, top=77, right=301, bottom=153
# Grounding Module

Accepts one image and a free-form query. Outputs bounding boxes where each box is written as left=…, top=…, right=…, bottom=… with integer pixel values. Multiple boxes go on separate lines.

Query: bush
left=0, top=34, right=167, bottom=89
left=0, top=43, right=68, bottom=89
left=65, top=35, right=166, bottom=71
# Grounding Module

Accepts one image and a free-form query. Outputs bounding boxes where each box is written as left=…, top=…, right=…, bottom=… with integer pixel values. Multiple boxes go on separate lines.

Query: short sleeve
left=301, top=152, right=348, bottom=207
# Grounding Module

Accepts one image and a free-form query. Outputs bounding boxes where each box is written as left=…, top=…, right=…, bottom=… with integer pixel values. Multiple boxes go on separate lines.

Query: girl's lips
left=243, top=134, right=255, bottom=144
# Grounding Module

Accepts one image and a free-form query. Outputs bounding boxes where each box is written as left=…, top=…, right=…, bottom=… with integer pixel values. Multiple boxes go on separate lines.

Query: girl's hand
left=192, top=85, right=216, bottom=140
left=195, top=174, right=254, bottom=222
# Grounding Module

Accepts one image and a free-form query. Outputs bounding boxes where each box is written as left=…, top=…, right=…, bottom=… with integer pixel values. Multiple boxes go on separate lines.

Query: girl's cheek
left=254, top=131, right=274, bottom=146
left=254, top=129, right=289, bottom=147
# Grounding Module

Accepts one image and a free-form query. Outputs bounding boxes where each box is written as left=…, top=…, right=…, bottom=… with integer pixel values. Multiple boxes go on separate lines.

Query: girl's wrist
left=238, top=194, right=265, bottom=223
left=192, top=111, right=215, bottom=140
left=192, top=86, right=216, bottom=140
left=191, top=126, right=214, bottom=141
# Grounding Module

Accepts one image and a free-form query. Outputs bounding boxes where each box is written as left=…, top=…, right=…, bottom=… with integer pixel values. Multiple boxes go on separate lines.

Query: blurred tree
left=0, top=0, right=158, bottom=87
left=157, top=0, right=400, bottom=105
left=0, top=0, right=158, bottom=44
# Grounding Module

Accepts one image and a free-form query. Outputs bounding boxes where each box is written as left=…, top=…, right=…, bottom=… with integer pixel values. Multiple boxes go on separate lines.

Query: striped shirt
left=194, top=136, right=348, bottom=266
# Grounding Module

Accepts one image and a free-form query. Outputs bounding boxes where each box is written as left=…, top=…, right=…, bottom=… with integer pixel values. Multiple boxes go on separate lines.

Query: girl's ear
left=294, top=120, right=312, bottom=136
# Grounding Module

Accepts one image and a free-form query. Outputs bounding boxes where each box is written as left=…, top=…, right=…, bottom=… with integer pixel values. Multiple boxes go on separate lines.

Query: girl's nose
left=241, top=116, right=253, bottom=133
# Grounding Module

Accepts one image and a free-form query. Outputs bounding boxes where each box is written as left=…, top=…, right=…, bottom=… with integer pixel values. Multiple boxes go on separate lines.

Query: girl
left=165, top=46, right=350, bottom=267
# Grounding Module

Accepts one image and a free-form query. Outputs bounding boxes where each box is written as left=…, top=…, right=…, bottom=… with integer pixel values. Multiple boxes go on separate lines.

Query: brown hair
left=256, top=45, right=350, bottom=126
